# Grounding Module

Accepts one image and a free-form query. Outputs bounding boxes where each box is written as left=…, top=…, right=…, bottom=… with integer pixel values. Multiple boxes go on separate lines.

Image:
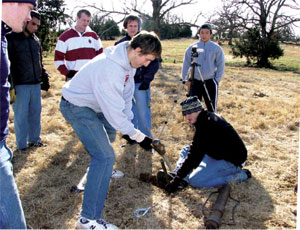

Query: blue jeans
left=13, top=84, right=42, bottom=149
left=60, top=99, right=116, bottom=219
left=174, top=146, right=248, bottom=188
left=0, top=140, right=26, bottom=229
left=132, top=83, right=152, bottom=137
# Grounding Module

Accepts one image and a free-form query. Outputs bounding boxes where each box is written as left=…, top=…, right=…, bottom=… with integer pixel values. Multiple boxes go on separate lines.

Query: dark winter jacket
left=1, top=22, right=10, bottom=142
left=114, top=33, right=159, bottom=87
left=114, top=33, right=131, bottom=46
left=176, top=111, right=247, bottom=179
left=6, top=31, right=48, bottom=87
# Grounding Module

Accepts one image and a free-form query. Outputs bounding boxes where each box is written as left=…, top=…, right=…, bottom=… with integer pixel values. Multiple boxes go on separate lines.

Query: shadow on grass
left=16, top=136, right=90, bottom=229
left=107, top=142, right=168, bottom=229
left=176, top=176, right=274, bottom=229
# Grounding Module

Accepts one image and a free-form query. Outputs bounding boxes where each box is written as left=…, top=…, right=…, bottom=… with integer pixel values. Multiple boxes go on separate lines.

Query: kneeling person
left=163, top=96, right=251, bottom=193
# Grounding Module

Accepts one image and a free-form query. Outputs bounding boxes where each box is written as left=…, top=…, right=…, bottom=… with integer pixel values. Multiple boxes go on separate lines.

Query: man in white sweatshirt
left=60, top=31, right=162, bottom=230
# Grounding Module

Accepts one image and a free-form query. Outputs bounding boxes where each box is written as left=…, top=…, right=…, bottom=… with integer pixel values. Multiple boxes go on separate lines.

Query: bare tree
left=233, top=0, right=300, bottom=35
left=71, top=0, right=201, bottom=36
left=211, top=0, right=299, bottom=67
left=210, top=0, right=243, bottom=45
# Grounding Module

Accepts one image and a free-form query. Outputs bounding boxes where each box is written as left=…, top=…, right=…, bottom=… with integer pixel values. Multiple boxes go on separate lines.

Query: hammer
left=151, top=139, right=173, bottom=171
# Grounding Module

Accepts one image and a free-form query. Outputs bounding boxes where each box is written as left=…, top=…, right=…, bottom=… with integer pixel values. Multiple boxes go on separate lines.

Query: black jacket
left=6, top=31, right=48, bottom=86
left=176, top=111, right=248, bottom=179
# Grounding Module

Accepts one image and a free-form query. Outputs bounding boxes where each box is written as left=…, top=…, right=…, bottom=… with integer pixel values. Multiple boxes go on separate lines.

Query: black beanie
left=2, top=0, right=36, bottom=7
left=180, top=96, right=204, bottom=115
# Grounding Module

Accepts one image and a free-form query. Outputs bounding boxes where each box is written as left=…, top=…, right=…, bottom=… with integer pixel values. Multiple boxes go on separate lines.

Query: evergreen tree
left=232, top=27, right=284, bottom=67
left=36, top=0, right=68, bottom=52
left=89, top=16, right=120, bottom=40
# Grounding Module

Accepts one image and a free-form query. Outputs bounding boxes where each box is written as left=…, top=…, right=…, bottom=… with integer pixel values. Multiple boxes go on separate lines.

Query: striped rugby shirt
left=54, top=26, right=103, bottom=76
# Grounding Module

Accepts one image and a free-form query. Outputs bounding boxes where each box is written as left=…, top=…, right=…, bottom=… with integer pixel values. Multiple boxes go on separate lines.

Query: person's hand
left=165, top=177, right=181, bottom=194
left=41, top=78, right=50, bottom=91
left=184, top=81, right=191, bottom=87
left=9, top=89, right=16, bottom=104
left=122, top=135, right=137, bottom=145
left=66, top=70, right=77, bottom=79
left=139, top=136, right=153, bottom=151
left=138, top=82, right=149, bottom=90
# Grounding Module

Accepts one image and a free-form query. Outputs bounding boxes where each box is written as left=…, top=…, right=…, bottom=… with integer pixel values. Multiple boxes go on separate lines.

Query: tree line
left=36, top=0, right=299, bottom=69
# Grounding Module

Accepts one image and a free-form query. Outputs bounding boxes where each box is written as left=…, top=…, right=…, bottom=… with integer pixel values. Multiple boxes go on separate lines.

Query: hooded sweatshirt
left=62, top=41, right=137, bottom=137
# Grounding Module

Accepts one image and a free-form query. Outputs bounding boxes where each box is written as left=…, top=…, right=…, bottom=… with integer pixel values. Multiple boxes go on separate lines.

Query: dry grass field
left=6, top=39, right=299, bottom=229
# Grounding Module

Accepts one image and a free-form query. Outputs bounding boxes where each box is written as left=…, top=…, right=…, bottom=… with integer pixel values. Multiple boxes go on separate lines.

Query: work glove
left=139, top=136, right=153, bottom=151
left=165, top=176, right=181, bottom=194
left=66, top=70, right=77, bottom=79
left=41, top=77, right=50, bottom=91
left=129, top=130, right=153, bottom=151
left=122, top=135, right=137, bottom=145
left=41, top=80, right=50, bottom=91
left=138, top=82, right=150, bottom=90
left=9, top=89, right=16, bottom=104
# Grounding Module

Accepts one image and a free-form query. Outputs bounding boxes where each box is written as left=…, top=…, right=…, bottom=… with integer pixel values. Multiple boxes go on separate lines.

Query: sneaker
left=76, top=216, right=118, bottom=229
left=156, top=170, right=188, bottom=188
left=111, top=169, right=124, bottom=178
left=28, top=141, right=47, bottom=148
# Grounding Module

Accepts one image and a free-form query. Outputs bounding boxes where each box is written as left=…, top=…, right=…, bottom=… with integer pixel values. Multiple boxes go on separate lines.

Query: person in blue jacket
left=1, top=1, right=36, bottom=228
left=181, top=24, right=225, bottom=112
left=115, top=14, right=160, bottom=138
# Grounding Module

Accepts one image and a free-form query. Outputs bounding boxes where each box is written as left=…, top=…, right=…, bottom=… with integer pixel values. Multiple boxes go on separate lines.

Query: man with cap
left=181, top=24, right=225, bottom=112
left=1, top=0, right=36, bottom=228
left=6, top=10, right=50, bottom=151
left=158, top=96, right=251, bottom=193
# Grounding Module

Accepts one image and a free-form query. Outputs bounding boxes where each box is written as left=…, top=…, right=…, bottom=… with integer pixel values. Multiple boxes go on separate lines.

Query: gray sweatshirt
left=62, top=41, right=138, bottom=137
left=181, top=40, right=225, bottom=83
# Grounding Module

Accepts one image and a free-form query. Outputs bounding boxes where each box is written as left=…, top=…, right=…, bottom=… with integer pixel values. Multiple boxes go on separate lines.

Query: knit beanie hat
left=180, top=96, right=204, bottom=115
left=2, top=0, right=37, bottom=7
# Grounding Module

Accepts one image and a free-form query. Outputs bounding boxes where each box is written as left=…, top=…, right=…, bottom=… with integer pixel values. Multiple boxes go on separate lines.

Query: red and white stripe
left=54, top=26, right=103, bottom=75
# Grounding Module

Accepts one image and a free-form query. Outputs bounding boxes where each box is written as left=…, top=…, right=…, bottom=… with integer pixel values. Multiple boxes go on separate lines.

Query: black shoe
left=156, top=170, right=188, bottom=188
left=17, top=147, right=27, bottom=151
left=243, top=169, right=252, bottom=179
left=28, top=141, right=47, bottom=148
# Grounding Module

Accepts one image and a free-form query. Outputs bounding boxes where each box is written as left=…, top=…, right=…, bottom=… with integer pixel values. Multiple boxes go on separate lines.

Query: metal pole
left=204, top=184, right=231, bottom=229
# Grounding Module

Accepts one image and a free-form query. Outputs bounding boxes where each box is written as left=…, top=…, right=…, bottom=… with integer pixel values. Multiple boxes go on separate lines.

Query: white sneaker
left=76, top=216, right=118, bottom=229
left=111, top=169, right=124, bottom=178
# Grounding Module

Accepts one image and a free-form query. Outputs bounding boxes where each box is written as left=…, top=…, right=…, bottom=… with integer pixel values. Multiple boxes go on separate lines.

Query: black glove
left=41, top=72, right=50, bottom=91
left=122, top=135, right=137, bottom=145
left=139, top=136, right=153, bottom=151
left=66, top=70, right=77, bottom=79
left=41, top=78, right=50, bottom=91
left=138, top=82, right=150, bottom=90
left=165, top=176, right=181, bottom=194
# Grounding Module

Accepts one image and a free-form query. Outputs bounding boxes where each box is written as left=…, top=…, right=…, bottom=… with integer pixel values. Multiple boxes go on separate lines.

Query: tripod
left=186, top=48, right=215, bottom=113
